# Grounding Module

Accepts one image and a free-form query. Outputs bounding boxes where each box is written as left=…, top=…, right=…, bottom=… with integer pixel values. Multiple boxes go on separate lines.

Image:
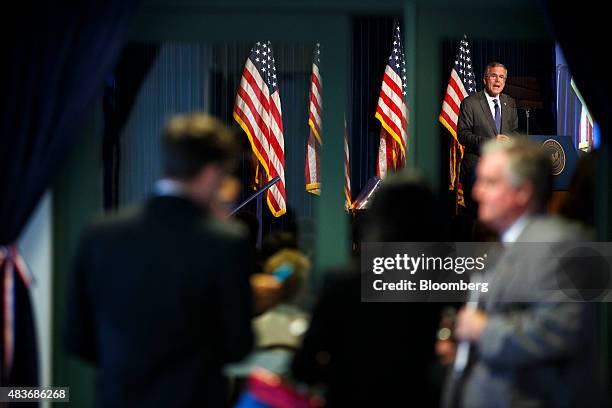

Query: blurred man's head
left=483, top=62, right=507, bottom=98
left=365, top=169, right=445, bottom=242
left=473, top=138, right=552, bottom=232
left=162, top=113, right=239, bottom=207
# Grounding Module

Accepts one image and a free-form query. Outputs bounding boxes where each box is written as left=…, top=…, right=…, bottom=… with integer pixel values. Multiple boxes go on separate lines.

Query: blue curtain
left=104, top=44, right=160, bottom=210
left=0, top=0, right=139, bottom=387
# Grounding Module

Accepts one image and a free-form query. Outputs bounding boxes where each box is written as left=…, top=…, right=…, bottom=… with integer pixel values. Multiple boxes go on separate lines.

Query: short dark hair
left=484, top=61, right=507, bottom=76
left=161, top=113, right=239, bottom=180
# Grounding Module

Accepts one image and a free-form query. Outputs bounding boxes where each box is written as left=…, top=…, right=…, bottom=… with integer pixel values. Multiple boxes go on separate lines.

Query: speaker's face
left=483, top=66, right=507, bottom=97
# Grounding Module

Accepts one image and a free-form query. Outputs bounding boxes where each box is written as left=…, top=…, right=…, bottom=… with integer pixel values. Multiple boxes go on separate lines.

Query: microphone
left=509, top=105, right=533, bottom=136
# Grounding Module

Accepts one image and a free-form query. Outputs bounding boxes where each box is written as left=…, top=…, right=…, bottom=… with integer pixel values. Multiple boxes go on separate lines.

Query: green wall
left=52, top=103, right=103, bottom=407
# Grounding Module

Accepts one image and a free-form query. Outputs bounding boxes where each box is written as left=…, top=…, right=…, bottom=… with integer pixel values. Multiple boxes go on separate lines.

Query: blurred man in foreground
left=64, top=113, right=274, bottom=407
left=451, top=138, right=604, bottom=407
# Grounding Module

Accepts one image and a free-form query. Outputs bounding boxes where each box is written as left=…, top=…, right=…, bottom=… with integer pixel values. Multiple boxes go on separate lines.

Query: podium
left=347, top=176, right=383, bottom=252
left=528, top=135, right=578, bottom=190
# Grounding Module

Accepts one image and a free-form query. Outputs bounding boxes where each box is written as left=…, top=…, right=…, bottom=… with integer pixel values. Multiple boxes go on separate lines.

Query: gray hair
left=484, top=62, right=507, bottom=76
left=481, top=138, right=553, bottom=207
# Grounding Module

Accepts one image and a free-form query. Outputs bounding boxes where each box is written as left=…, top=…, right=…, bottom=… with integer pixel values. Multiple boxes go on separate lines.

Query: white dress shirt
left=154, top=179, right=187, bottom=197
left=501, top=213, right=530, bottom=244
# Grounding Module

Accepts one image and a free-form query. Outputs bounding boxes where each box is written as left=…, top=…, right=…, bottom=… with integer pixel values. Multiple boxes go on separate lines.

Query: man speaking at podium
left=458, top=62, right=519, bottom=216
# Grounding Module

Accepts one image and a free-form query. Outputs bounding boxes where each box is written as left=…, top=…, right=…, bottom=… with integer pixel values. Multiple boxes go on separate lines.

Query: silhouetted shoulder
left=79, top=203, right=143, bottom=240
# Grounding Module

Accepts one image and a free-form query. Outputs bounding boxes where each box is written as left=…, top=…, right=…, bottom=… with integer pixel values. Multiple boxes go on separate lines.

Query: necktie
left=493, top=99, right=501, bottom=134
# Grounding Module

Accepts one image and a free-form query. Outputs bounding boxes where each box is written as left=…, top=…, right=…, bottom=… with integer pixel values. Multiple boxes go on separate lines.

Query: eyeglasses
left=486, top=74, right=506, bottom=81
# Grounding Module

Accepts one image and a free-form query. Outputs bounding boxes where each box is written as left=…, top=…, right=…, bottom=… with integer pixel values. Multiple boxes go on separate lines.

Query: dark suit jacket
left=457, top=90, right=519, bottom=156
left=457, top=91, right=519, bottom=203
left=64, top=196, right=254, bottom=408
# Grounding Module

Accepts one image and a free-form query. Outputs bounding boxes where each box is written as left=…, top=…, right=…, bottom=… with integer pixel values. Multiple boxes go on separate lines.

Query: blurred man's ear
left=191, top=163, right=226, bottom=202
left=516, top=182, right=535, bottom=208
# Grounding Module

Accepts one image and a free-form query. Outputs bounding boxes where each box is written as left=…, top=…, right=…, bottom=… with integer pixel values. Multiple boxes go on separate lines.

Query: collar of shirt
left=484, top=92, right=500, bottom=120
left=154, top=179, right=187, bottom=198
left=501, top=213, right=530, bottom=244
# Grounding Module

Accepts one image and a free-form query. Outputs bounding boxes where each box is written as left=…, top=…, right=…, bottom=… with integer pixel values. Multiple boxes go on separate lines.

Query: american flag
left=439, top=35, right=476, bottom=207
left=234, top=41, right=286, bottom=217
left=375, top=20, right=408, bottom=179
left=305, top=44, right=322, bottom=195
left=304, top=45, right=352, bottom=207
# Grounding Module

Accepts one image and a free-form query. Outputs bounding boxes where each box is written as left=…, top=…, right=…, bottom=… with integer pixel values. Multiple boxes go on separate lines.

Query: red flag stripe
left=311, top=65, right=322, bottom=93
left=234, top=90, right=273, bottom=162
left=446, top=81, right=464, bottom=109
left=233, top=106, right=272, bottom=169
left=379, top=83, right=408, bottom=129
left=375, top=108, right=405, bottom=145
left=441, top=105, right=459, bottom=128
left=382, top=69, right=404, bottom=99
left=270, top=93, right=284, bottom=133
left=309, top=93, right=322, bottom=121
left=265, top=135, right=285, bottom=180
left=380, top=81, right=407, bottom=120
left=310, top=74, right=322, bottom=106
left=443, top=92, right=460, bottom=117
left=450, top=69, right=469, bottom=99
left=236, top=87, right=271, bottom=140
left=440, top=110, right=458, bottom=133
left=242, top=61, right=271, bottom=112
left=380, top=78, right=407, bottom=120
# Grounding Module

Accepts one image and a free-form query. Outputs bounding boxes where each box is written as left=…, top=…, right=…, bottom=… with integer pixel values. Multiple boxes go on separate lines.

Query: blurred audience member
left=64, top=113, right=254, bottom=407
left=253, top=249, right=311, bottom=350
left=225, top=249, right=311, bottom=404
left=450, top=138, right=604, bottom=407
left=291, top=169, right=445, bottom=407
left=261, top=231, right=298, bottom=261
left=257, top=230, right=299, bottom=274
